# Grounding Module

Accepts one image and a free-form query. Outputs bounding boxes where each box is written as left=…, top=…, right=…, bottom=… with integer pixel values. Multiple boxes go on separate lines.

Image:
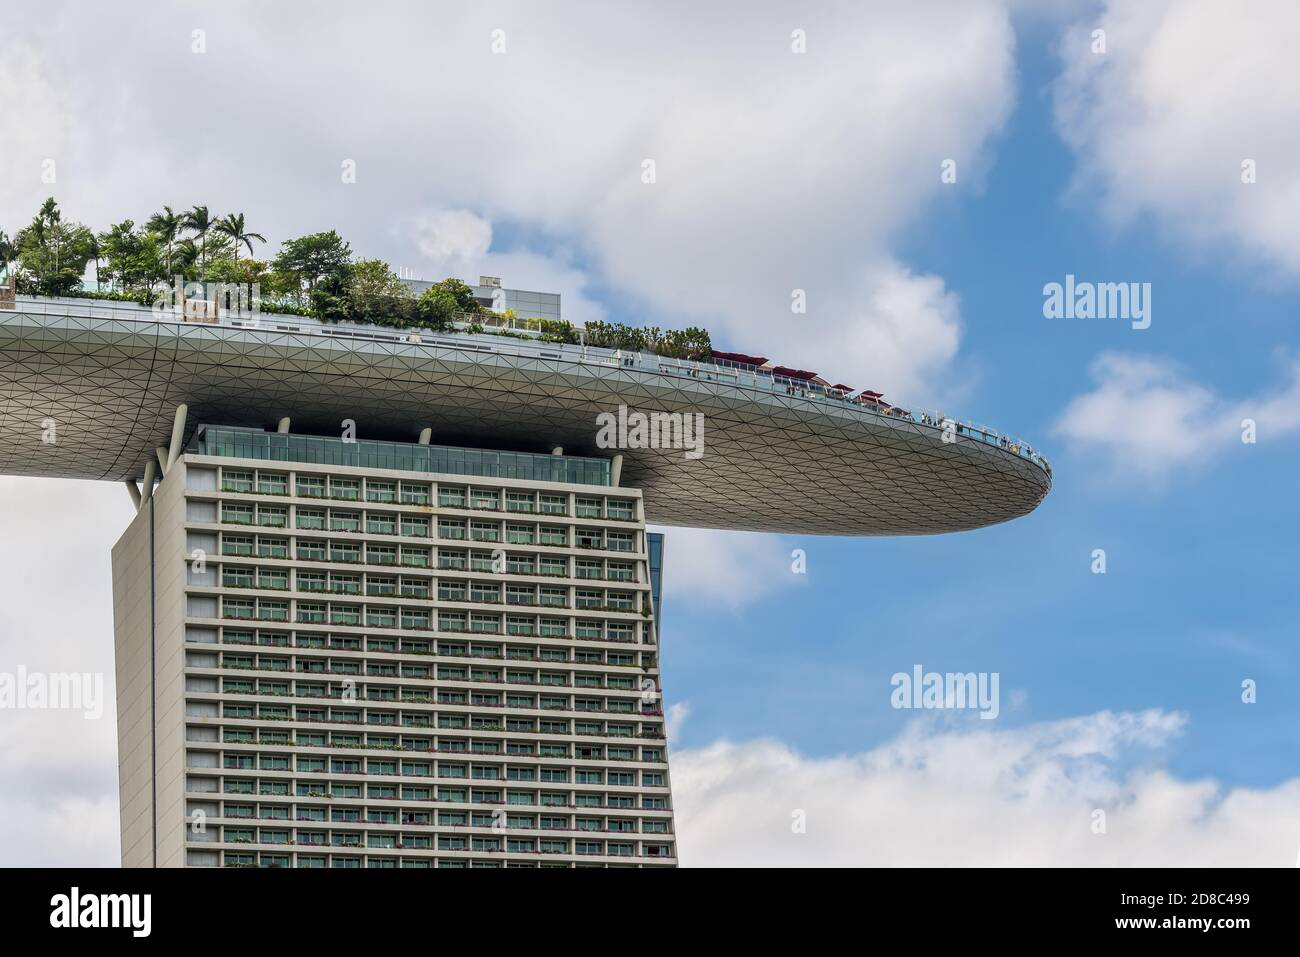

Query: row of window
left=218, top=537, right=640, bottom=582
left=211, top=804, right=669, bottom=828
left=216, top=598, right=645, bottom=641
left=213, top=728, right=664, bottom=762
left=218, top=847, right=673, bottom=867
left=212, top=629, right=653, bottom=666
left=217, top=656, right=650, bottom=690
left=212, top=703, right=665, bottom=738
left=216, top=753, right=665, bottom=786
left=205, top=778, right=671, bottom=810
left=218, top=566, right=641, bottom=610
left=219, top=470, right=636, bottom=520
left=214, top=679, right=657, bottom=715
left=217, top=505, right=637, bottom=550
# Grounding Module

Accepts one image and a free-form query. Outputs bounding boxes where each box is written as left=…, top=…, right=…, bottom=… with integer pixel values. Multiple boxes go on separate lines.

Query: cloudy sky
left=2, top=0, right=1300, bottom=866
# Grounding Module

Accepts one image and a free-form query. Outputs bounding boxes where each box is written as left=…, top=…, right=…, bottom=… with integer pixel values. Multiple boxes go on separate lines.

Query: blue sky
left=659, top=15, right=1299, bottom=791
left=3, top=0, right=1299, bottom=865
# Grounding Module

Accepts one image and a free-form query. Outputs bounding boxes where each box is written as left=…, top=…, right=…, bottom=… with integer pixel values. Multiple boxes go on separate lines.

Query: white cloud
left=651, top=526, right=799, bottom=611
left=1053, top=0, right=1300, bottom=277
left=0, top=479, right=127, bottom=866
left=0, top=0, right=1023, bottom=405
left=0, top=42, right=69, bottom=229
left=1052, top=352, right=1300, bottom=476
left=672, top=709, right=1300, bottom=866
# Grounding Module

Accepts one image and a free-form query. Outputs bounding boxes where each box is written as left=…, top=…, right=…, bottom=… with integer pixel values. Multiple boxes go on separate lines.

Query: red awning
left=771, top=366, right=819, bottom=381
left=710, top=350, right=769, bottom=367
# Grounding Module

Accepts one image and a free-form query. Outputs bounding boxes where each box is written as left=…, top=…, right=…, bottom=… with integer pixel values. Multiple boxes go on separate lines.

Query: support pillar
left=166, top=403, right=188, bottom=470
left=139, top=461, right=157, bottom=504
left=418, top=428, right=432, bottom=445
left=277, top=417, right=291, bottom=433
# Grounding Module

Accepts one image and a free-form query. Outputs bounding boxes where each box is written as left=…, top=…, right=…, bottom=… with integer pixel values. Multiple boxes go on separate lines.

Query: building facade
left=113, top=425, right=675, bottom=868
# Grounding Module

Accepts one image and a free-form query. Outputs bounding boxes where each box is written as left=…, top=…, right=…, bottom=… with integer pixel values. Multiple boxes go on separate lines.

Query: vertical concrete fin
left=166, top=403, right=188, bottom=470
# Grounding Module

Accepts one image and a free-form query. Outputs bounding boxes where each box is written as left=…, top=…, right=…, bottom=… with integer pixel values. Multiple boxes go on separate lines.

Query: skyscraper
left=113, top=426, right=676, bottom=868
left=0, top=284, right=1050, bottom=867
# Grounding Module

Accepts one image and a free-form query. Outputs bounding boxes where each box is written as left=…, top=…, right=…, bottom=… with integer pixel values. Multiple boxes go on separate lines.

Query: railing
left=3, top=294, right=1050, bottom=475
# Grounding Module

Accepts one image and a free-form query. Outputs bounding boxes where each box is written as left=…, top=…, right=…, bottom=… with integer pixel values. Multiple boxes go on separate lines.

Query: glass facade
left=647, top=532, right=664, bottom=640
left=193, top=426, right=611, bottom=487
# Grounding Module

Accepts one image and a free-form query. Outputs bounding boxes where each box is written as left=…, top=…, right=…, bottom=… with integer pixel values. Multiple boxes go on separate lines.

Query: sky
left=1, top=0, right=1299, bottom=866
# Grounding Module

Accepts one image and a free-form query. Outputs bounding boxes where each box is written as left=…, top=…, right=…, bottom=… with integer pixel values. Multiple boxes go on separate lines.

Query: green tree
left=146, top=205, right=182, bottom=276
left=172, top=238, right=200, bottom=278
left=214, top=212, right=266, bottom=259
left=97, top=220, right=164, bottom=295
left=14, top=198, right=95, bottom=295
left=1, top=229, right=17, bottom=281
left=271, top=230, right=352, bottom=307
left=415, top=277, right=482, bottom=330
left=181, top=205, right=217, bottom=272
left=348, top=259, right=413, bottom=325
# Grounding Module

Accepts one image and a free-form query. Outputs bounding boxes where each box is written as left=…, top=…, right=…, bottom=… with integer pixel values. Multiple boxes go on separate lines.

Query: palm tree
left=146, top=205, right=182, bottom=277
left=172, top=238, right=200, bottom=277
left=38, top=198, right=61, bottom=278
left=215, top=212, right=266, bottom=260
left=181, top=205, right=215, bottom=271
left=0, top=230, right=14, bottom=282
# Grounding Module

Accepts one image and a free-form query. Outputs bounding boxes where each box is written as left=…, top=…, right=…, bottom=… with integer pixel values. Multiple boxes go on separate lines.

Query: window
left=438, top=486, right=467, bottom=508
left=329, top=478, right=360, bottom=501
left=222, top=469, right=253, bottom=493
left=401, top=547, right=431, bottom=568
left=366, top=514, right=396, bottom=535
left=256, top=506, right=287, bottom=528
left=366, top=480, right=396, bottom=503
left=539, top=494, right=567, bottom=516
left=330, top=511, right=361, bottom=533
left=606, top=499, right=635, bottom=520
left=469, top=488, right=499, bottom=510
left=221, top=504, right=254, bottom=525
left=296, top=475, right=325, bottom=498
left=399, top=483, right=430, bottom=505
left=257, top=472, right=288, bottom=496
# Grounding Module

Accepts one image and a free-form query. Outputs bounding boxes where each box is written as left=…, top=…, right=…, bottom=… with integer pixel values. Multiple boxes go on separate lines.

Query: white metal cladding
left=0, top=307, right=1050, bottom=535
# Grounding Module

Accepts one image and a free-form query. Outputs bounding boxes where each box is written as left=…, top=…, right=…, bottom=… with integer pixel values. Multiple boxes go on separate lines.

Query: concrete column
left=418, top=428, right=432, bottom=445
left=277, top=417, right=291, bottom=433
left=551, top=446, right=563, bottom=456
left=155, top=447, right=169, bottom=476
left=166, top=403, right=188, bottom=470
left=139, top=460, right=157, bottom=504
left=124, top=480, right=142, bottom=509
left=611, top=453, right=624, bottom=487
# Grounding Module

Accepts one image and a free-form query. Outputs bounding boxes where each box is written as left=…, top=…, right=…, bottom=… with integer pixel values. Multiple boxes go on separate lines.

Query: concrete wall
left=111, top=496, right=154, bottom=867
left=111, top=460, right=192, bottom=867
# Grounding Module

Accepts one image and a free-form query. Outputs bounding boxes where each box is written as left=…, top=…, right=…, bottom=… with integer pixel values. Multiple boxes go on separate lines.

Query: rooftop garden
left=0, top=198, right=712, bottom=360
